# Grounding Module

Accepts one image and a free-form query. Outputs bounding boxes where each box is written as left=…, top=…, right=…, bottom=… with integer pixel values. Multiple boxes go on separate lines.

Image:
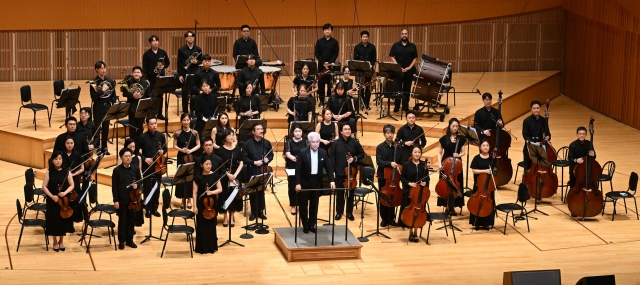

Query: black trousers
left=378, top=178, right=395, bottom=223
left=148, top=76, right=164, bottom=117
left=287, top=175, right=298, bottom=207
left=142, top=175, right=160, bottom=212
left=335, top=175, right=354, bottom=215
left=117, top=206, right=135, bottom=244
left=317, top=74, right=332, bottom=103
left=360, top=76, right=372, bottom=108
left=394, top=71, right=414, bottom=111
left=128, top=112, right=144, bottom=145
left=298, top=175, right=322, bottom=229
left=93, top=102, right=111, bottom=150
left=181, top=93, right=191, bottom=114
left=249, top=191, right=266, bottom=216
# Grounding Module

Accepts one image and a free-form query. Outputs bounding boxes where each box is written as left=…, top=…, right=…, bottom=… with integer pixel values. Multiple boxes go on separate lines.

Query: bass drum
left=412, top=59, right=452, bottom=103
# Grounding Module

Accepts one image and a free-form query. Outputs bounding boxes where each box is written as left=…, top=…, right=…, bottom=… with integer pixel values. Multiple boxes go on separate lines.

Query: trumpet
left=184, top=51, right=201, bottom=70
left=154, top=57, right=165, bottom=75
left=87, top=80, right=113, bottom=98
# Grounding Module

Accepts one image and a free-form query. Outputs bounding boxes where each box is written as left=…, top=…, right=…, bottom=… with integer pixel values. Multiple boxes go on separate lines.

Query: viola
left=202, top=183, right=217, bottom=220
left=400, top=161, right=431, bottom=229
left=486, top=90, right=513, bottom=187
left=56, top=183, right=73, bottom=219
left=523, top=99, right=558, bottom=199
left=380, top=140, right=403, bottom=208
left=466, top=171, right=497, bottom=218
left=128, top=184, right=143, bottom=211
left=435, top=137, right=463, bottom=199
left=154, top=141, right=167, bottom=175
left=566, top=117, right=603, bottom=218
left=344, top=152, right=358, bottom=189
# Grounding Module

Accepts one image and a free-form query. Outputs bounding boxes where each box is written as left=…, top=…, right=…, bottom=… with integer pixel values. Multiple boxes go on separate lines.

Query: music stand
left=152, top=76, right=178, bottom=134
left=135, top=98, right=162, bottom=120
left=459, top=124, right=480, bottom=193
left=141, top=178, right=165, bottom=244
left=172, top=163, right=195, bottom=209
left=288, top=121, right=315, bottom=139
left=436, top=172, right=463, bottom=232
left=235, top=55, right=260, bottom=70
left=236, top=119, right=266, bottom=143
left=243, top=172, right=273, bottom=234
left=527, top=142, right=551, bottom=216
left=56, top=87, right=81, bottom=118
left=365, top=180, right=393, bottom=240
left=103, top=102, right=130, bottom=157
left=377, top=62, right=403, bottom=121
left=219, top=184, right=245, bottom=247
left=294, top=60, right=318, bottom=75
left=201, top=120, right=217, bottom=139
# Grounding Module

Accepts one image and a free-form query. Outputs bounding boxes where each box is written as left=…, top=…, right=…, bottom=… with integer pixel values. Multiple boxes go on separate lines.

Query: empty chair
left=495, top=183, right=531, bottom=235
left=599, top=161, right=616, bottom=193
left=602, top=172, right=638, bottom=221
left=15, top=199, right=48, bottom=252
left=80, top=206, right=116, bottom=252
left=22, top=184, right=47, bottom=220
left=25, top=168, right=45, bottom=202
left=553, top=146, right=571, bottom=202
left=160, top=206, right=195, bottom=258
left=17, top=85, right=50, bottom=130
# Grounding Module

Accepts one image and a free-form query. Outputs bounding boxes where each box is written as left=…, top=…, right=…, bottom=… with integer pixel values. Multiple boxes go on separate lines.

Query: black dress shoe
left=347, top=214, right=355, bottom=221
left=125, top=241, right=137, bottom=248
left=389, top=221, right=399, bottom=227
left=393, top=107, right=400, bottom=113
left=380, top=221, right=388, bottom=227
left=309, top=227, right=316, bottom=233
left=334, top=214, right=342, bottom=220
left=259, top=214, right=267, bottom=220
left=118, top=244, right=125, bottom=250
left=153, top=211, right=161, bottom=217
left=145, top=211, right=151, bottom=218
left=303, top=227, right=310, bottom=234
left=104, top=150, right=111, bottom=156
left=157, top=114, right=167, bottom=120
left=249, top=214, right=256, bottom=221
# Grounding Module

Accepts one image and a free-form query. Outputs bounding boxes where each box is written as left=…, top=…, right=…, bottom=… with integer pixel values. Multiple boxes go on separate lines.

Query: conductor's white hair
left=307, top=132, right=320, bottom=141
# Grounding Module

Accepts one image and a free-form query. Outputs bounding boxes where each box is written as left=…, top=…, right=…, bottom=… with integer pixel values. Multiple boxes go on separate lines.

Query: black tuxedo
left=295, top=147, right=334, bottom=229
left=111, top=164, right=141, bottom=244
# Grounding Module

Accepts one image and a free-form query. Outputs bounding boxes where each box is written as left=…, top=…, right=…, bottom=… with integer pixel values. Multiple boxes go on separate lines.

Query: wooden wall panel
left=0, top=32, right=11, bottom=81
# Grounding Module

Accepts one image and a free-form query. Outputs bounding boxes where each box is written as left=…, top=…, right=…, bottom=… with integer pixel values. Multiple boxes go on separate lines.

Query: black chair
left=160, top=189, right=195, bottom=237
left=353, top=166, right=375, bottom=206
left=15, top=199, right=48, bottom=252
left=22, top=184, right=47, bottom=220
left=495, top=183, right=531, bottom=235
left=25, top=168, right=45, bottom=202
left=602, top=172, right=638, bottom=221
left=160, top=207, right=194, bottom=258
left=553, top=146, right=571, bottom=202
left=599, top=161, right=616, bottom=193
left=420, top=211, right=457, bottom=244
left=88, top=183, right=117, bottom=222
left=513, top=161, right=526, bottom=184
left=50, top=79, right=80, bottom=119
left=17, top=85, right=50, bottom=130
left=79, top=206, right=116, bottom=252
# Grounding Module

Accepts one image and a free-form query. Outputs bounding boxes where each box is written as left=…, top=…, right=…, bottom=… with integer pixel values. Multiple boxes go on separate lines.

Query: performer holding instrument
left=61, top=136, right=84, bottom=223
left=566, top=118, right=603, bottom=218
left=314, top=23, right=339, bottom=107
left=467, top=139, right=496, bottom=230
left=194, top=81, right=219, bottom=136
left=211, top=112, right=234, bottom=150
left=316, top=109, right=339, bottom=153
left=291, top=64, right=317, bottom=95
left=285, top=124, right=309, bottom=215
left=173, top=113, right=200, bottom=207
left=242, top=123, right=273, bottom=220
left=330, top=123, right=364, bottom=221
left=89, top=61, right=117, bottom=154
left=474, top=91, right=512, bottom=187
left=327, top=82, right=354, bottom=126
left=138, top=116, right=167, bottom=218
left=42, top=151, right=75, bottom=252
left=192, top=156, right=222, bottom=254
left=112, top=148, right=142, bottom=250
left=436, top=118, right=466, bottom=215
left=521, top=100, right=551, bottom=171
left=396, top=111, right=427, bottom=162
left=287, top=84, right=314, bottom=122
left=522, top=100, right=558, bottom=199
left=376, top=125, right=403, bottom=227
left=215, top=130, right=244, bottom=227
left=76, top=108, right=98, bottom=151
left=353, top=30, right=377, bottom=109
left=142, top=35, right=169, bottom=120
left=400, top=146, right=431, bottom=242
left=177, top=30, right=202, bottom=114
left=236, top=81, right=262, bottom=127
left=568, top=126, right=596, bottom=188
left=122, top=66, right=150, bottom=144
left=237, top=54, right=266, bottom=96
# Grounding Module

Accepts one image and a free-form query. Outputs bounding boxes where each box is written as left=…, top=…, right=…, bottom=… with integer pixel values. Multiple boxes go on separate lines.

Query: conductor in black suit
left=295, top=132, right=335, bottom=233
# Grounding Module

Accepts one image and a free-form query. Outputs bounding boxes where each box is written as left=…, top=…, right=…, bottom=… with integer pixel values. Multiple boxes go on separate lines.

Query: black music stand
left=135, top=98, right=162, bottom=120
left=236, top=119, right=266, bottom=143
left=294, top=60, right=317, bottom=75
left=348, top=60, right=373, bottom=120
left=459, top=125, right=480, bottom=194
left=141, top=178, right=165, bottom=244
left=235, top=55, right=260, bottom=70
left=56, top=87, right=82, bottom=119
left=437, top=172, right=463, bottom=232
left=365, top=180, right=393, bottom=240
left=219, top=184, right=245, bottom=247
left=201, top=120, right=217, bottom=139
left=103, top=102, right=130, bottom=157
left=152, top=76, right=178, bottom=134
left=243, top=172, right=273, bottom=235
left=527, top=142, right=550, bottom=216
left=288, top=121, right=315, bottom=139
left=172, top=163, right=195, bottom=209
left=377, top=62, right=403, bottom=121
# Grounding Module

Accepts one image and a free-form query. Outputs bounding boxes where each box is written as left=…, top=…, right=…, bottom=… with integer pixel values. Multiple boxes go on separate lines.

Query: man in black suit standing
left=295, top=132, right=335, bottom=233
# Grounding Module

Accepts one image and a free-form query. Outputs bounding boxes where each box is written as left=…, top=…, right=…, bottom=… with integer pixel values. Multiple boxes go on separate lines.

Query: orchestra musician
left=567, top=126, right=596, bottom=188
left=340, top=67, right=355, bottom=93
left=353, top=30, right=377, bottom=109
left=327, top=82, right=354, bottom=125
left=117, top=138, right=145, bottom=227
left=192, top=156, right=222, bottom=254
left=138, top=116, right=167, bottom=218
left=210, top=112, right=234, bottom=150
left=396, top=111, right=427, bottom=162
left=522, top=100, right=551, bottom=171
left=112, top=148, right=142, bottom=250
left=295, top=131, right=336, bottom=233
left=61, top=136, right=84, bottom=223
left=191, top=54, right=221, bottom=97
left=473, top=92, right=503, bottom=143
left=76, top=107, right=98, bottom=151
left=215, top=130, right=244, bottom=227
left=90, top=61, right=117, bottom=154
left=42, top=151, right=75, bottom=252
left=287, top=84, right=314, bottom=123
left=376, top=125, right=402, bottom=227
left=330, top=123, right=364, bottom=221
left=237, top=54, right=265, bottom=97
left=388, top=28, right=418, bottom=113
left=123, top=66, right=151, bottom=144
left=316, top=108, right=339, bottom=153
left=291, top=64, right=317, bottom=96
left=173, top=113, right=200, bottom=208
left=242, top=123, right=273, bottom=221
left=54, top=117, right=90, bottom=155
left=314, top=23, right=339, bottom=107
left=177, top=30, right=202, bottom=114
left=285, top=124, right=309, bottom=215
left=236, top=81, right=262, bottom=128
left=196, top=137, right=226, bottom=188
left=469, top=139, right=496, bottom=230
left=193, top=81, right=219, bottom=136
left=142, top=35, right=169, bottom=120
left=400, top=145, right=430, bottom=241
left=437, top=118, right=466, bottom=215
left=233, top=25, right=260, bottom=63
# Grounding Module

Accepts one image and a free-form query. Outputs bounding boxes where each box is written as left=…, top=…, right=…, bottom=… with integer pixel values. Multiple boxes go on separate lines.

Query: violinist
left=53, top=117, right=90, bottom=155
left=139, top=116, right=167, bottom=218
left=123, top=66, right=151, bottom=144
left=285, top=124, right=309, bottom=215
left=568, top=126, right=596, bottom=188
left=117, top=138, right=145, bottom=227
left=396, top=111, right=427, bottom=162
left=236, top=81, right=262, bottom=128
left=192, top=156, right=222, bottom=254
left=210, top=112, right=234, bottom=150
left=62, top=136, right=84, bottom=223
left=287, top=84, right=314, bottom=123
left=315, top=108, right=339, bottom=153
left=376, top=124, right=402, bottom=227
left=291, top=64, right=317, bottom=96
left=76, top=107, right=98, bottom=151
left=400, top=146, right=430, bottom=242
left=522, top=100, right=551, bottom=171
left=295, top=132, right=336, bottom=233
left=242, top=123, right=273, bottom=221
left=196, top=137, right=226, bottom=179
left=215, top=130, right=244, bottom=227
left=330, top=123, right=364, bottom=221
left=194, top=81, right=219, bottom=136
left=173, top=113, right=201, bottom=208
left=473, top=93, right=503, bottom=142
left=112, top=148, right=142, bottom=250
left=42, top=151, right=75, bottom=252
left=469, top=139, right=496, bottom=230
left=437, top=118, right=466, bottom=215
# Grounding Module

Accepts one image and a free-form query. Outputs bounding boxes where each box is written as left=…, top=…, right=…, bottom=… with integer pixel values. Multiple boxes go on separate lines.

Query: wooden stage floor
left=3, top=71, right=640, bottom=284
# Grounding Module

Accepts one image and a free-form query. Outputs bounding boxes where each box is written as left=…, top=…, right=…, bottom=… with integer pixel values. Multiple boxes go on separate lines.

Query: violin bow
left=141, top=136, right=173, bottom=175
left=198, top=160, right=230, bottom=199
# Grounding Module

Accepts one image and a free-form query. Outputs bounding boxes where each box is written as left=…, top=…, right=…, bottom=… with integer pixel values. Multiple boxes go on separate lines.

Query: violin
left=344, top=152, right=358, bottom=189
left=66, top=162, right=79, bottom=202
left=523, top=99, right=558, bottom=199
left=486, top=90, right=513, bottom=187
left=435, top=136, right=463, bottom=199
left=154, top=141, right=167, bottom=175
left=202, top=183, right=217, bottom=220
left=182, top=129, right=195, bottom=164
left=566, top=117, right=603, bottom=218
left=380, top=140, right=403, bottom=208
left=400, top=160, right=431, bottom=229
left=56, top=170, right=74, bottom=219
left=467, top=162, right=497, bottom=219
left=128, top=177, right=143, bottom=211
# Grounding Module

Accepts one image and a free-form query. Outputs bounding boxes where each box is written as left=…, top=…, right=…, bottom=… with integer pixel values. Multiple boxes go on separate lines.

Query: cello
left=400, top=160, right=431, bottom=229
left=380, top=140, right=403, bottom=208
left=566, top=117, right=603, bottom=218
left=523, top=99, right=558, bottom=199
left=435, top=136, right=463, bottom=199
left=467, top=157, right=497, bottom=219
left=486, top=90, right=513, bottom=187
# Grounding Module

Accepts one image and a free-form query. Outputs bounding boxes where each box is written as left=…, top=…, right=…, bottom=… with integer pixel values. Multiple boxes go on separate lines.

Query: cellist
left=112, top=148, right=141, bottom=250
left=522, top=100, right=551, bottom=171
left=400, top=145, right=430, bottom=242
left=567, top=126, right=596, bottom=188
left=139, top=116, right=167, bottom=218
left=469, top=139, right=496, bottom=230
left=330, top=123, right=364, bottom=221
left=375, top=124, right=402, bottom=227
left=437, top=118, right=466, bottom=215
left=473, top=93, right=503, bottom=142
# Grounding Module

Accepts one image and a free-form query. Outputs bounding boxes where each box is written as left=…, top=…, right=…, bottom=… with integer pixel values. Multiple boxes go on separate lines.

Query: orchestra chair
left=160, top=206, right=194, bottom=258
left=50, top=79, right=81, bottom=119
left=161, top=189, right=195, bottom=238
left=17, top=85, right=51, bottom=130
left=79, top=206, right=116, bottom=252
left=552, top=146, right=571, bottom=202
left=88, top=182, right=117, bottom=222
left=25, top=168, right=45, bottom=203
left=599, top=161, right=616, bottom=193
left=419, top=210, right=457, bottom=244
left=496, top=183, right=531, bottom=235
left=15, top=199, right=49, bottom=252
left=602, top=172, right=638, bottom=221
left=22, top=184, right=47, bottom=220
left=353, top=166, right=375, bottom=206
left=513, top=161, right=527, bottom=184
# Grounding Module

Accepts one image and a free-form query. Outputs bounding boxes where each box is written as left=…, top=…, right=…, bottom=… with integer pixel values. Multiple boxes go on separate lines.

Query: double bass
left=380, top=140, right=403, bottom=208
left=400, top=160, right=431, bottom=229
left=487, top=90, right=513, bottom=187
left=435, top=136, right=463, bottom=199
left=523, top=99, right=558, bottom=199
left=566, top=117, right=603, bottom=218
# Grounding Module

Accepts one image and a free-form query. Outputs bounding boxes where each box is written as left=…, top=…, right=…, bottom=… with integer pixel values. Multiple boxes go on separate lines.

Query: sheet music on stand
left=223, top=185, right=240, bottom=210
left=459, top=125, right=480, bottom=147
left=144, top=180, right=159, bottom=206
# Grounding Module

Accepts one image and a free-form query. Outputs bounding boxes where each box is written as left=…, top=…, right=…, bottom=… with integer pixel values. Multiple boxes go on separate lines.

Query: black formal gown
left=215, top=145, right=244, bottom=213
left=45, top=168, right=75, bottom=236
left=63, top=151, right=84, bottom=223
left=436, top=135, right=466, bottom=209
left=195, top=173, right=219, bottom=254
left=468, top=154, right=495, bottom=227
left=174, top=129, right=199, bottom=199
left=318, top=121, right=336, bottom=153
